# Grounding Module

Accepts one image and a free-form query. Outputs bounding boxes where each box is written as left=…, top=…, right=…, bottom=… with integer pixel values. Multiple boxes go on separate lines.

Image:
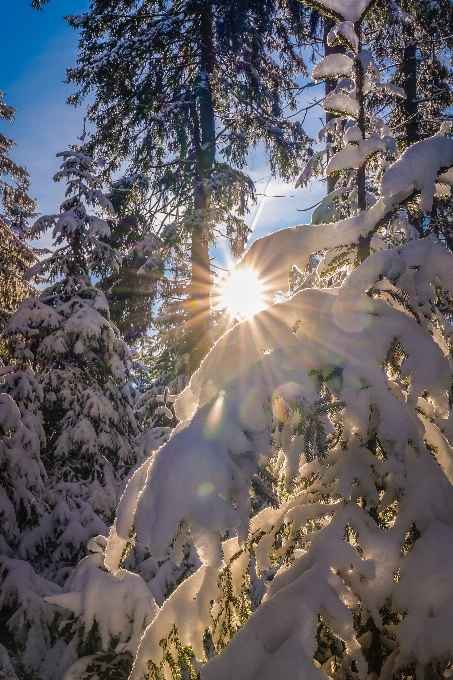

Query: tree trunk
left=354, top=21, right=371, bottom=263
left=402, top=36, right=418, bottom=146
left=187, top=0, right=216, bottom=373
left=363, top=617, right=383, bottom=677
left=401, top=33, right=423, bottom=235
left=324, top=18, right=345, bottom=195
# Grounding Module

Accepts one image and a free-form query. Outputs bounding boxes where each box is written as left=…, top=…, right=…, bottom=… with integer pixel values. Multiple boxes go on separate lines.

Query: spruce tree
left=0, top=393, right=60, bottom=680
left=2, top=149, right=138, bottom=584
left=0, top=144, right=142, bottom=680
left=62, top=2, right=453, bottom=679
left=0, top=93, right=38, bottom=330
left=363, top=0, right=453, bottom=246
left=0, top=92, right=63, bottom=680
left=64, top=0, right=312, bottom=371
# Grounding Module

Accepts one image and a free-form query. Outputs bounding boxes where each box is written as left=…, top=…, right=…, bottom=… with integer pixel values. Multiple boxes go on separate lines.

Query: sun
left=218, top=266, right=266, bottom=319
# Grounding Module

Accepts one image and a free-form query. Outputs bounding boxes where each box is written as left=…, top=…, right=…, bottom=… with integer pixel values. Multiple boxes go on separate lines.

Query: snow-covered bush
left=0, top=557, right=62, bottom=680
left=45, top=542, right=158, bottom=680
left=0, top=394, right=62, bottom=675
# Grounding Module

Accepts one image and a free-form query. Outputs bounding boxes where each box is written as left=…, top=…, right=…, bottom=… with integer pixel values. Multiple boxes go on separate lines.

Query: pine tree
left=2, top=149, right=138, bottom=586
left=0, top=93, right=65, bottom=680
left=95, top=211, right=157, bottom=344
left=363, top=0, right=453, bottom=246
left=0, top=392, right=59, bottom=680
left=0, top=149, right=142, bottom=679
left=62, top=2, right=453, bottom=679
left=0, top=93, right=38, bottom=330
left=0, top=393, right=46, bottom=556
left=64, top=0, right=312, bottom=371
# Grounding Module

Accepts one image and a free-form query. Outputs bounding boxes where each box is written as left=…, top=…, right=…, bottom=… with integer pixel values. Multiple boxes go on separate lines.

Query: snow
left=18, top=492, right=108, bottom=584
left=0, top=392, right=45, bottom=549
left=357, top=49, right=380, bottom=80
left=374, top=82, right=407, bottom=98
left=326, top=135, right=395, bottom=174
left=0, top=643, right=18, bottom=679
left=295, top=149, right=327, bottom=188
left=130, top=566, right=218, bottom=679
left=5, top=298, right=61, bottom=337
left=4, top=274, right=137, bottom=521
left=323, top=92, right=360, bottom=119
left=128, top=254, right=447, bottom=540
left=222, top=196, right=396, bottom=302
left=64, top=305, right=110, bottom=339
left=105, top=458, right=154, bottom=574
left=380, top=135, right=453, bottom=212
left=343, top=125, right=362, bottom=143
left=104, top=220, right=453, bottom=678
left=46, top=552, right=157, bottom=658
left=0, top=557, right=61, bottom=676
left=327, top=21, right=359, bottom=53
left=4, top=12, right=453, bottom=680
left=202, top=559, right=366, bottom=680
left=0, top=144, right=140, bottom=675
left=311, top=0, right=374, bottom=22
left=312, top=54, right=354, bottom=81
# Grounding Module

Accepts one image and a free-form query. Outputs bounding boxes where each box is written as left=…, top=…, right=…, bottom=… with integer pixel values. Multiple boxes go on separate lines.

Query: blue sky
left=1, top=1, right=89, bottom=221
left=1, top=1, right=325, bottom=254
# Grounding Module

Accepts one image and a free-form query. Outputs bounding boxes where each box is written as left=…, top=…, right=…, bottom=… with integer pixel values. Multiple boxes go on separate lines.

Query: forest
left=2, top=0, right=453, bottom=679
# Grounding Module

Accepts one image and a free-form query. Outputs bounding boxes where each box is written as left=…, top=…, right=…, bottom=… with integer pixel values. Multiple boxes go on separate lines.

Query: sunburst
left=217, top=266, right=266, bottom=320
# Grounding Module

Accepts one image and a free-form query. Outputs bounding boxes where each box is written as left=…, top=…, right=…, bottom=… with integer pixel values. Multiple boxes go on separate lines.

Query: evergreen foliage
left=364, top=0, right=453, bottom=247
left=4, top=149, right=138, bottom=519
left=55, top=3, right=453, bottom=680
left=6, top=1, right=453, bottom=679
left=0, top=149, right=140, bottom=679
left=64, top=0, right=312, bottom=370
left=0, top=93, right=38, bottom=327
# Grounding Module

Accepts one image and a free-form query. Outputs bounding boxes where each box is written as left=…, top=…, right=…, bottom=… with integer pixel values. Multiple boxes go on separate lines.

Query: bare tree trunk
left=402, top=35, right=418, bottom=146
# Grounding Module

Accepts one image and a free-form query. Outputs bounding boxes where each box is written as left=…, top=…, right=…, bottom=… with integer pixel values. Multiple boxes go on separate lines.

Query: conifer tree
left=0, top=92, right=64, bottom=680
left=0, top=393, right=46, bottom=556
left=363, top=0, right=453, bottom=246
left=54, top=2, right=453, bottom=680
left=0, top=93, right=38, bottom=329
left=0, top=393, right=60, bottom=680
left=0, top=147, right=140, bottom=679
left=64, top=0, right=312, bottom=371
left=2, top=149, right=138, bottom=586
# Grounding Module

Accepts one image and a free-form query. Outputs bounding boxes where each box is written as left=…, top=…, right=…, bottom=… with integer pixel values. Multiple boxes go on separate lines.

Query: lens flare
left=218, top=267, right=266, bottom=319
left=204, top=393, right=225, bottom=437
